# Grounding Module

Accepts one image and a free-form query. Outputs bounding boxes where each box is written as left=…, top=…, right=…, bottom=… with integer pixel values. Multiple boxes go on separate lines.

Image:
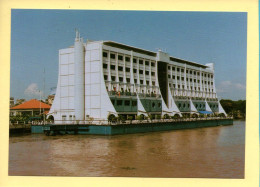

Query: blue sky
left=10, top=10, right=247, bottom=101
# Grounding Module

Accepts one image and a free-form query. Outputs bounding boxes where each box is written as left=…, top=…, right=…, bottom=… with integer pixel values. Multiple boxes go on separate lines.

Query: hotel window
left=173, top=75, right=175, bottom=79
left=119, top=77, right=123, bottom=82
left=140, top=80, right=143, bottom=84
left=126, top=78, right=130, bottom=83
left=190, top=78, right=192, bottom=81
left=132, top=101, right=137, bottom=106
left=177, top=76, right=180, bottom=80
left=103, top=52, right=108, bottom=57
left=198, top=87, right=200, bottom=90
left=110, top=53, right=115, bottom=59
left=151, top=62, right=155, bottom=67
left=103, top=63, right=108, bottom=69
left=197, top=72, right=200, bottom=75
left=181, top=77, right=184, bottom=81
left=146, top=81, right=149, bottom=85
left=211, top=75, right=213, bottom=78
left=133, top=69, right=137, bottom=73
left=172, top=67, right=175, bottom=71
left=190, top=71, right=192, bottom=74
left=151, top=72, right=155, bottom=76
left=117, top=100, right=123, bottom=106
left=173, top=84, right=175, bottom=88
left=145, top=61, right=149, bottom=66
left=62, top=115, right=66, bottom=121
left=197, top=80, right=200, bottom=83
left=104, top=75, right=108, bottom=80
left=158, top=102, right=161, bottom=108
left=178, top=85, right=180, bottom=88
left=182, top=85, right=185, bottom=89
left=145, top=71, right=149, bottom=75
left=205, top=81, right=207, bottom=84
left=181, top=69, right=184, bottom=73
left=133, top=58, right=137, bottom=63
left=208, top=74, right=210, bottom=78
left=193, top=79, right=196, bottom=82
left=126, top=67, right=130, bottom=72
left=168, top=75, right=171, bottom=78
left=118, top=66, right=123, bottom=71
left=191, top=86, right=193, bottom=90
left=208, top=82, right=210, bottom=85
left=177, top=68, right=180, bottom=72
left=195, top=87, right=197, bottom=90
left=111, top=76, right=116, bottom=81
left=152, top=81, right=155, bottom=86
left=139, top=59, right=143, bottom=64
left=168, top=66, right=171, bottom=70
left=125, top=100, right=130, bottom=106
left=211, top=82, right=213, bottom=85
left=204, top=74, right=207, bottom=77
left=110, top=65, right=115, bottom=70
left=178, top=103, right=181, bottom=108
left=186, top=70, right=188, bottom=73
left=118, top=55, right=123, bottom=61
left=125, top=56, right=130, bottom=62
left=139, top=70, right=143, bottom=74
left=183, top=103, right=186, bottom=108
left=134, top=79, right=137, bottom=83
left=193, top=71, right=196, bottom=75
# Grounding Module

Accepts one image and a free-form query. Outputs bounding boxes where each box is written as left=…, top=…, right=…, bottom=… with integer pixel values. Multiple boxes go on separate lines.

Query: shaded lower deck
left=32, top=119, right=233, bottom=135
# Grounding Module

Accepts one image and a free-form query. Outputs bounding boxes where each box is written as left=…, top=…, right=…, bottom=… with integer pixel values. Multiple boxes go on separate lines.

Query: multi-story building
left=49, top=31, right=226, bottom=123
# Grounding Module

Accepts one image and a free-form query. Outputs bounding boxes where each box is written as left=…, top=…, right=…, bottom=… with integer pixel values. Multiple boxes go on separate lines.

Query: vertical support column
left=74, top=30, right=85, bottom=121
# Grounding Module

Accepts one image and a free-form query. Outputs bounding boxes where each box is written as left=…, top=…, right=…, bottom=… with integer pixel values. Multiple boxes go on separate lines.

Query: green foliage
left=107, top=114, right=116, bottom=122
left=155, top=115, right=161, bottom=119
left=127, top=116, right=134, bottom=120
left=136, top=115, right=145, bottom=120
left=163, top=114, right=170, bottom=119
left=220, top=99, right=246, bottom=119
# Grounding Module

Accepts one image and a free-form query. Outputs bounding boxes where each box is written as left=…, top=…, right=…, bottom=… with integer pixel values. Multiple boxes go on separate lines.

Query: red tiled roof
left=11, top=99, right=51, bottom=110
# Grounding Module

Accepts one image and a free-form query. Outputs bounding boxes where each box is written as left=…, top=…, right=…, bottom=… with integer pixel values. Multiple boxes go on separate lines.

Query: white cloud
left=24, top=83, right=43, bottom=98
left=216, top=80, right=246, bottom=100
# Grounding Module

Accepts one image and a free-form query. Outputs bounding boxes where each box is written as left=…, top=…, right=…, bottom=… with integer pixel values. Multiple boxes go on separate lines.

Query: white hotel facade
left=49, top=31, right=226, bottom=123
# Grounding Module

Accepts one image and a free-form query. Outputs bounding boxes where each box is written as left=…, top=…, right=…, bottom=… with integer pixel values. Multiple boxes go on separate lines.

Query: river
left=9, top=120, right=245, bottom=178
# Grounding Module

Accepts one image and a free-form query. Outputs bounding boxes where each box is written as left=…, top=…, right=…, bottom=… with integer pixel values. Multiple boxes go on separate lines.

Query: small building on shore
left=10, top=99, right=51, bottom=116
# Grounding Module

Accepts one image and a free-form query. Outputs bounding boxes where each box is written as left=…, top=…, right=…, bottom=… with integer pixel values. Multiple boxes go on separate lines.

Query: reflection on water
left=9, top=120, right=245, bottom=178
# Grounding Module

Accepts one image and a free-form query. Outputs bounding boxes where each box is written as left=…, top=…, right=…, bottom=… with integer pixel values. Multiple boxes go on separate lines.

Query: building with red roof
left=10, top=99, right=51, bottom=116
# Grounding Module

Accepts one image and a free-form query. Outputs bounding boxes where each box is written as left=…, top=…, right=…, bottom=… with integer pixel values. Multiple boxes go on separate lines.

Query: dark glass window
left=126, top=67, right=130, bottom=72
left=181, top=77, right=184, bottom=81
left=173, top=76, right=175, bottom=79
left=145, top=71, right=149, bottom=75
left=177, top=68, right=180, bottom=72
left=197, top=72, right=200, bottom=75
left=139, top=70, right=143, bottom=74
left=145, top=61, right=149, bottom=66
left=110, top=53, right=115, bottom=59
left=103, top=52, right=108, bottom=57
left=139, top=60, right=143, bottom=64
left=168, top=75, right=171, bottom=78
left=186, top=70, right=188, bottom=73
left=117, top=100, right=122, bottom=106
left=146, top=81, right=149, bottom=85
left=132, top=101, right=137, bottom=106
left=125, top=56, right=130, bottom=62
left=177, top=76, right=180, bottom=80
left=151, top=72, right=155, bottom=76
left=110, top=65, right=115, bottom=70
left=151, top=62, right=155, bottom=67
left=118, top=55, right=123, bottom=61
left=134, top=79, right=137, bottom=83
left=103, top=63, right=107, bottom=69
left=133, top=58, right=137, bottom=63
left=111, top=76, right=116, bottom=81
left=181, top=69, right=184, bottom=73
left=111, top=100, right=115, bottom=105
left=172, top=67, right=175, bottom=71
left=119, top=77, right=123, bottom=82
left=126, top=78, right=130, bottom=83
left=125, top=100, right=130, bottom=106
left=140, top=80, right=143, bottom=84
left=152, top=81, right=155, bottom=86
left=168, top=66, right=171, bottom=70
left=133, top=69, right=137, bottom=73
left=194, top=71, right=196, bottom=75
left=118, top=66, right=123, bottom=71
left=104, top=75, right=108, bottom=80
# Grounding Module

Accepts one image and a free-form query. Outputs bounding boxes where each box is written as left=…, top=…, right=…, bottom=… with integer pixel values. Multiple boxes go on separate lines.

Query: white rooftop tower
left=74, top=29, right=85, bottom=122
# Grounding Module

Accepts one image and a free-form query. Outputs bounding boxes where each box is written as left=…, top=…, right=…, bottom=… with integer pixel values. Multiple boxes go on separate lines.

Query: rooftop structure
left=49, top=31, right=226, bottom=124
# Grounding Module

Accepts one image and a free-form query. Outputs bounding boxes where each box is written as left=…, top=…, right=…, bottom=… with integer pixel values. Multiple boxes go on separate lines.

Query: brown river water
left=9, top=120, right=245, bottom=178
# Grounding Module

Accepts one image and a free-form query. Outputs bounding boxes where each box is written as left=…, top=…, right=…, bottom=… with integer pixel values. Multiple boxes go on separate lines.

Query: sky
left=10, top=10, right=247, bottom=101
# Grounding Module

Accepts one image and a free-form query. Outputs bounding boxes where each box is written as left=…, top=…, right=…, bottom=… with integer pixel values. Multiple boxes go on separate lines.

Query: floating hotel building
left=49, top=31, right=226, bottom=123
